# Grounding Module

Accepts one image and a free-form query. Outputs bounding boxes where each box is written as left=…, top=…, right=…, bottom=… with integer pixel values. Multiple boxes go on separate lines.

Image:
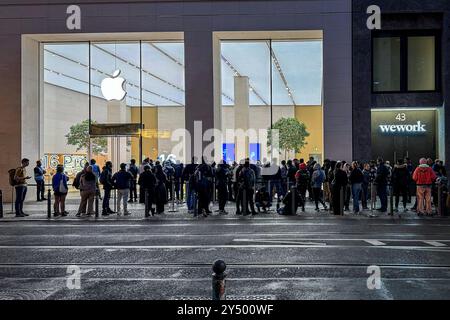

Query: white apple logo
left=101, top=70, right=127, bottom=101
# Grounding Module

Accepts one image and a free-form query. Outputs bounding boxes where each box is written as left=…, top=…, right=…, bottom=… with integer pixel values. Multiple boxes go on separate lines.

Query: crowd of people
left=8, top=155, right=449, bottom=218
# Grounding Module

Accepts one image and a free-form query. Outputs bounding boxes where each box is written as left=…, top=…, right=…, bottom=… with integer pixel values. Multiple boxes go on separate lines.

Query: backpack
left=99, top=170, right=107, bottom=185
left=72, top=171, right=82, bottom=189
left=8, top=168, right=17, bottom=186
left=240, top=168, right=255, bottom=188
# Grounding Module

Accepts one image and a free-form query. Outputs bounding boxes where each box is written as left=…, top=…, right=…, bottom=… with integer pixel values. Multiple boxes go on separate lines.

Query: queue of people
left=8, top=155, right=449, bottom=218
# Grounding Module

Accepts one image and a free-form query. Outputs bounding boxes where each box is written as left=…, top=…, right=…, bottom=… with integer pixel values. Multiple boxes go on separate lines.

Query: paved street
left=1, top=199, right=450, bottom=300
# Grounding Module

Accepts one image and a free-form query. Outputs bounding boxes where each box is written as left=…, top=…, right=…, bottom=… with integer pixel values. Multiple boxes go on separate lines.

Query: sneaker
left=21, top=212, right=29, bottom=216
left=15, top=213, right=26, bottom=217
left=107, top=208, right=115, bottom=214
left=128, top=199, right=133, bottom=203
left=61, top=212, right=68, bottom=217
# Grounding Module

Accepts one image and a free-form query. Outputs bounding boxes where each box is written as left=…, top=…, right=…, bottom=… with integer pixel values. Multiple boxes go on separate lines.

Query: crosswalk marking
left=364, top=240, right=386, bottom=246
left=423, top=241, right=447, bottom=247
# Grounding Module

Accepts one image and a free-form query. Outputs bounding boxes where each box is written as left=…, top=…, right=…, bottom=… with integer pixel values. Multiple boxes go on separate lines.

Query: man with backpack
left=9, top=158, right=31, bottom=217
left=236, top=159, right=257, bottom=216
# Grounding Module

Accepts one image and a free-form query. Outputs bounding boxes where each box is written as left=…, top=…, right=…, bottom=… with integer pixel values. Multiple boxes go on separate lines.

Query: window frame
left=371, top=30, right=441, bottom=94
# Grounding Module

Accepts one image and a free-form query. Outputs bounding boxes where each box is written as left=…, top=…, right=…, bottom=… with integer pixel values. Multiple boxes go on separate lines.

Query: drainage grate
left=170, top=295, right=276, bottom=300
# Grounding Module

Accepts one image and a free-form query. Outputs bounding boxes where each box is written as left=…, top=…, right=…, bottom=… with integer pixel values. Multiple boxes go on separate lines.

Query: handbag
left=59, top=176, right=68, bottom=194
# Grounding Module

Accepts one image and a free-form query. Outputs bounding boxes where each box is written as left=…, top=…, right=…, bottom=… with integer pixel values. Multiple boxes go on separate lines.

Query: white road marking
left=233, top=239, right=327, bottom=246
left=364, top=240, right=386, bottom=246
left=423, top=241, right=447, bottom=247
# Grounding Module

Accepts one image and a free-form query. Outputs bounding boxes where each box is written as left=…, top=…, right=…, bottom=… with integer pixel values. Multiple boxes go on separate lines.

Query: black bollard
left=438, top=183, right=443, bottom=216
left=145, top=189, right=150, bottom=217
left=291, top=186, right=296, bottom=215
left=212, top=260, right=227, bottom=300
left=339, top=186, right=344, bottom=216
left=243, top=188, right=247, bottom=216
left=0, top=189, right=3, bottom=218
left=95, top=191, right=99, bottom=218
left=47, top=189, right=51, bottom=219
left=389, top=185, right=394, bottom=215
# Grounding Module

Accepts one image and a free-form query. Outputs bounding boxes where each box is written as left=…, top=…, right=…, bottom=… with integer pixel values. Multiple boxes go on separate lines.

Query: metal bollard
left=0, top=190, right=3, bottom=218
left=47, top=189, right=52, bottom=219
left=168, top=180, right=178, bottom=212
left=340, top=186, right=344, bottom=216
left=145, top=189, right=150, bottom=217
left=95, top=191, right=99, bottom=218
left=438, top=183, right=443, bottom=216
left=291, top=185, right=297, bottom=215
left=243, top=188, right=247, bottom=215
left=389, top=185, right=394, bottom=215
left=212, top=260, right=227, bottom=300
left=180, top=178, right=184, bottom=202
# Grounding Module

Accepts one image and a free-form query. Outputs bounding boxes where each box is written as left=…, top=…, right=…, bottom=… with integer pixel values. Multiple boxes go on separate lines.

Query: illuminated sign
left=379, top=121, right=427, bottom=134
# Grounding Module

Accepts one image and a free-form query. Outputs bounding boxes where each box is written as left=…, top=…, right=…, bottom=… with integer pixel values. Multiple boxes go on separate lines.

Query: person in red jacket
left=412, top=158, right=437, bottom=216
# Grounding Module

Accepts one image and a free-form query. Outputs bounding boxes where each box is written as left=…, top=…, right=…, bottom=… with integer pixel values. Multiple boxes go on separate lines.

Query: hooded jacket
left=391, top=164, right=410, bottom=187
left=412, top=164, right=437, bottom=186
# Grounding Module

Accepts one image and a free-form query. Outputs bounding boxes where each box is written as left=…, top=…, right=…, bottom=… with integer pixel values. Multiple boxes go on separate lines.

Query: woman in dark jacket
left=138, top=165, right=156, bottom=216
left=391, top=158, right=410, bottom=213
left=153, top=165, right=168, bottom=214
left=331, top=162, right=348, bottom=215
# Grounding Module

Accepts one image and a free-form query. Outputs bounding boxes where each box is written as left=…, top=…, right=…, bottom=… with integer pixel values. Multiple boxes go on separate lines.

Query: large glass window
left=408, top=36, right=436, bottom=91
left=373, top=37, right=401, bottom=92
left=372, top=32, right=439, bottom=92
left=42, top=39, right=185, bottom=178
left=219, top=38, right=323, bottom=162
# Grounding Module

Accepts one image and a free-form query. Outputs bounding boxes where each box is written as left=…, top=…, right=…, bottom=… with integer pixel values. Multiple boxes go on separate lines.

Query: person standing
left=215, top=160, right=229, bottom=214
left=138, top=165, right=156, bottom=216
left=391, top=159, right=409, bottom=214
left=195, top=159, right=214, bottom=216
left=34, top=160, right=47, bottom=202
left=127, top=159, right=139, bottom=203
left=331, top=162, right=348, bottom=215
left=52, top=165, right=69, bottom=217
left=13, top=158, right=31, bottom=217
left=182, top=157, right=198, bottom=212
left=361, top=163, right=371, bottom=210
left=413, top=158, right=437, bottom=216
left=236, top=159, right=257, bottom=216
left=77, top=166, right=97, bottom=217
left=349, top=161, right=364, bottom=214
left=99, top=161, right=114, bottom=216
left=374, top=157, right=390, bottom=213
left=295, top=163, right=310, bottom=212
left=154, top=164, right=168, bottom=214
left=112, top=163, right=134, bottom=216
left=311, top=163, right=328, bottom=212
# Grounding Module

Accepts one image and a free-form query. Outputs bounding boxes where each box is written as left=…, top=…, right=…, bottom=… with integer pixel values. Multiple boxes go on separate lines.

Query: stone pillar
left=234, top=76, right=250, bottom=162
left=184, top=30, right=214, bottom=163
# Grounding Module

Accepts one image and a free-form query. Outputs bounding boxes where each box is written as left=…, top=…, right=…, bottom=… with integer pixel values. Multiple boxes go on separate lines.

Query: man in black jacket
left=391, top=158, right=410, bottom=213
left=375, top=157, right=390, bottom=213
left=100, top=161, right=114, bottom=216
left=138, top=165, right=156, bottom=216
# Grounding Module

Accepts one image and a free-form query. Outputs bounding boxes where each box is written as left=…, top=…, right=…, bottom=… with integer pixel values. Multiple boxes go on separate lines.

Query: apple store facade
left=0, top=0, right=354, bottom=195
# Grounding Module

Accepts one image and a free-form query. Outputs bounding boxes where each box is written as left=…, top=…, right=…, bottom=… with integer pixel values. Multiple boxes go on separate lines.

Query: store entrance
left=371, top=109, right=437, bottom=165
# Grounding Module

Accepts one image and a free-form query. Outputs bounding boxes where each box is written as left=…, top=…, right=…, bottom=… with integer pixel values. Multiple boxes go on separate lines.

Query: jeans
left=54, top=193, right=67, bottom=213
left=186, top=182, right=195, bottom=210
left=268, top=180, right=284, bottom=201
left=15, top=186, right=27, bottom=214
left=117, top=189, right=129, bottom=214
left=361, top=183, right=369, bottom=208
left=129, top=179, right=137, bottom=201
left=313, top=187, right=327, bottom=209
left=103, top=188, right=111, bottom=210
left=352, top=183, right=362, bottom=213
left=35, top=179, right=45, bottom=201
left=217, top=184, right=228, bottom=211
left=377, top=184, right=388, bottom=212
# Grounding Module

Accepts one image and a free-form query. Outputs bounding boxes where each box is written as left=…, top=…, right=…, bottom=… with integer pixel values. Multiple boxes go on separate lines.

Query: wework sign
left=379, top=121, right=427, bottom=134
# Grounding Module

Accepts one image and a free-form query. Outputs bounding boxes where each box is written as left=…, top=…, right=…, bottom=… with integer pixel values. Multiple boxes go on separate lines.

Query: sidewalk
left=0, top=198, right=440, bottom=221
